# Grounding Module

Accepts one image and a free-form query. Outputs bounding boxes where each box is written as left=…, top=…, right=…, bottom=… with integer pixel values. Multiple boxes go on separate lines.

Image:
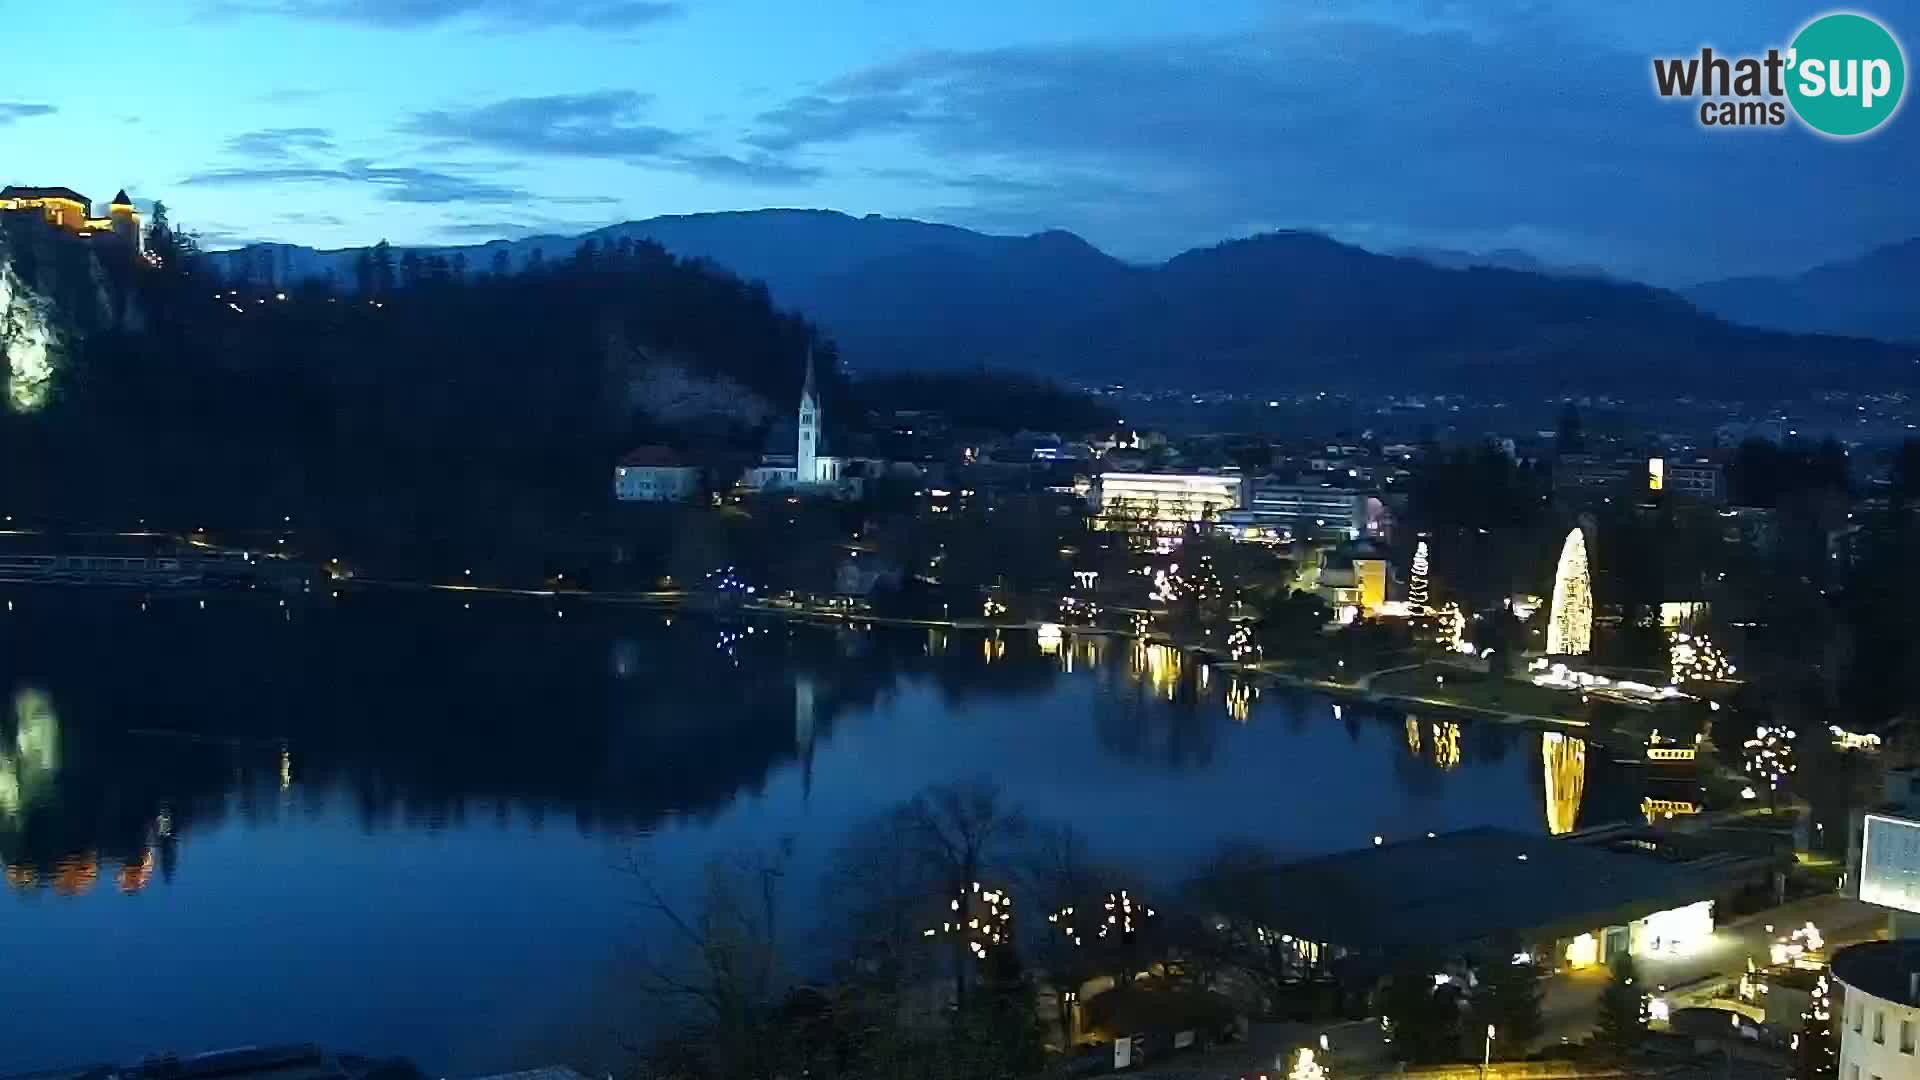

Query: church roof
left=2, top=185, right=90, bottom=205
left=111, top=189, right=134, bottom=207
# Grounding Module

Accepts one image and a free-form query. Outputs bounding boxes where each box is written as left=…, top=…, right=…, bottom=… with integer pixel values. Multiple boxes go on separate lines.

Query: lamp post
left=1483, top=1024, right=1495, bottom=1078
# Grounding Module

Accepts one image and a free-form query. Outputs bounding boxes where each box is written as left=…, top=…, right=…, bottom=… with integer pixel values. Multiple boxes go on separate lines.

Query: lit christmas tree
left=1409, top=541, right=1430, bottom=612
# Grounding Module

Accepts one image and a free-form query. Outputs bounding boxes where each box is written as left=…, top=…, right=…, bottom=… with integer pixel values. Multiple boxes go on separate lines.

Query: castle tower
left=797, top=346, right=820, bottom=484
left=107, top=190, right=141, bottom=252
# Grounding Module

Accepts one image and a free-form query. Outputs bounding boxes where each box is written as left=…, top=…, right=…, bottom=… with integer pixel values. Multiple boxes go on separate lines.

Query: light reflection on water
left=0, top=590, right=1641, bottom=1074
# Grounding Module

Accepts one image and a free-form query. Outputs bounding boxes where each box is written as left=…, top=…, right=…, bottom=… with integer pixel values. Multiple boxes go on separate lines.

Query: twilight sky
left=2, top=0, right=1914, bottom=284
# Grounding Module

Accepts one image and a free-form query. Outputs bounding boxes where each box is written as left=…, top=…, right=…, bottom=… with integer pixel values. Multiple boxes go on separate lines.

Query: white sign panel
left=1860, top=814, right=1920, bottom=914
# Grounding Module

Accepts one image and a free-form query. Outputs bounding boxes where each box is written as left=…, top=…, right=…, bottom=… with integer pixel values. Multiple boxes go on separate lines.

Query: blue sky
left=1, top=0, right=1914, bottom=283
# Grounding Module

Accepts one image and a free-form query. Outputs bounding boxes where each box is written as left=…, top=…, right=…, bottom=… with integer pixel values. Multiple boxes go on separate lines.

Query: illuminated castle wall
left=1547, top=527, right=1592, bottom=656
left=0, top=186, right=141, bottom=250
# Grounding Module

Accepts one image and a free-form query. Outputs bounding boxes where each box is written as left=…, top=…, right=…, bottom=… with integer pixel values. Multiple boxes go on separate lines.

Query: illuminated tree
left=1793, top=972, right=1836, bottom=1080
left=1669, top=631, right=1735, bottom=686
left=1547, top=528, right=1592, bottom=656
left=1410, top=540, right=1430, bottom=611
left=1743, top=724, right=1798, bottom=802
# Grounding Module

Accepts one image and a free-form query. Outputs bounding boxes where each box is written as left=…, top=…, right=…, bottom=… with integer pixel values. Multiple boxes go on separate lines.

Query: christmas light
left=1547, top=528, right=1592, bottom=656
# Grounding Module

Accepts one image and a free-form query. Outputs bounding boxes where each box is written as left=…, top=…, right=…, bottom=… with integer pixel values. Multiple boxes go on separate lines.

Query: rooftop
left=1, top=185, right=91, bottom=205
left=1831, top=940, right=1920, bottom=1007
left=1258, top=826, right=1719, bottom=949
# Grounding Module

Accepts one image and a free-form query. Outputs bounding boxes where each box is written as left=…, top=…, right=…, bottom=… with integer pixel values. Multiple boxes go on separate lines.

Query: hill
left=1686, top=238, right=1920, bottom=344
left=208, top=212, right=1919, bottom=395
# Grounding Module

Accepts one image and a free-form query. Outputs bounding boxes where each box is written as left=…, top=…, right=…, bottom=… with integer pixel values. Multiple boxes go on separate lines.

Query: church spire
left=801, top=344, right=816, bottom=401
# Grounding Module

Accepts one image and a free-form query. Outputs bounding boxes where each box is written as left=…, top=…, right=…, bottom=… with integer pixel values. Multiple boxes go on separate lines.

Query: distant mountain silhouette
left=1395, top=246, right=1615, bottom=280
left=1687, top=238, right=1920, bottom=344
left=207, top=211, right=1919, bottom=393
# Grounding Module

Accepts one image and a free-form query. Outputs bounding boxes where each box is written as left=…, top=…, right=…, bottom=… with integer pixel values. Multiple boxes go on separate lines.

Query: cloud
left=436, top=220, right=590, bottom=240
left=405, top=92, right=681, bottom=158
left=183, top=159, right=532, bottom=204
left=207, top=0, right=682, bottom=30
left=673, top=153, right=825, bottom=185
left=225, top=126, right=337, bottom=160
left=742, top=6, right=1920, bottom=279
left=402, top=92, right=823, bottom=186
left=0, top=102, right=55, bottom=126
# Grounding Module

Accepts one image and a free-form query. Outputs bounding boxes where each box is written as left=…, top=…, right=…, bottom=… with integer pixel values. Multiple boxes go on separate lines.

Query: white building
left=1832, top=941, right=1920, bottom=1080
left=613, top=447, right=702, bottom=502
left=1216, top=480, right=1391, bottom=544
left=1090, top=471, right=1242, bottom=533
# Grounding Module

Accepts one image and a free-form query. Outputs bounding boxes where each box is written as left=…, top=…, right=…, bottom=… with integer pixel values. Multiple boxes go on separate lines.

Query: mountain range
left=205, top=211, right=1920, bottom=394
left=1684, top=238, right=1920, bottom=345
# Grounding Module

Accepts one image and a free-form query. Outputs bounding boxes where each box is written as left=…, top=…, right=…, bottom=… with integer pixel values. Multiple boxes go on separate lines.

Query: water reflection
left=1542, top=731, right=1588, bottom=835
left=0, top=594, right=1638, bottom=896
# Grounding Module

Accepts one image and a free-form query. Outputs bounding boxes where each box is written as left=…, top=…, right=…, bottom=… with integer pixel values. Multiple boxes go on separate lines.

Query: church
left=742, top=349, right=851, bottom=493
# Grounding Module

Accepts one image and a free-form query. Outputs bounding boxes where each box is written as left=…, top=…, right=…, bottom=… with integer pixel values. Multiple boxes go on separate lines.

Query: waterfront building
left=1090, top=470, right=1243, bottom=533
left=612, top=446, right=702, bottom=502
left=1831, top=940, right=1920, bottom=1080
left=1215, top=480, right=1390, bottom=544
left=1239, top=827, right=1753, bottom=984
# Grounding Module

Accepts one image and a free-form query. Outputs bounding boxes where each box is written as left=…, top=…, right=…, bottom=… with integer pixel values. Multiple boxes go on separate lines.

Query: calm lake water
left=0, top=590, right=1651, bottom=1075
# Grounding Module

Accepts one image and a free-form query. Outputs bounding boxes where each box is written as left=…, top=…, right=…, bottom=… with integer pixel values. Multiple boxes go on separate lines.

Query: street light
left=1483, top=1025, right=1495, bottom=1076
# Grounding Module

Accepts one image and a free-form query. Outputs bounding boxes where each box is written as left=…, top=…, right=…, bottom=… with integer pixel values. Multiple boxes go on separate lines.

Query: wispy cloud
left=183, top=160, right=533, bottom=204
left=401, top=91, right=823, bottom=186
left=207, top=0, right=681, bottom=31
left=226, top=126, right=337, bottom=160
left=0, top=102, right=55, bottom=126
left=673, top=152, right=824, bottom=185
left=405, top=92, right=681, bottom=157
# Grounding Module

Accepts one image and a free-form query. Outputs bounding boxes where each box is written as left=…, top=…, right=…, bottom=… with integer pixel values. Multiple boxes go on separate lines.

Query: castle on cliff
left=1, top=186, right=142, bottom=251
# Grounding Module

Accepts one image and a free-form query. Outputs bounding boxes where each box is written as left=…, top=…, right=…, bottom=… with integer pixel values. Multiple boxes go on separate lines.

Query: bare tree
left=622, top=844, right=793, bottom=1079
left=898, top=780, right=1029, bottom=1005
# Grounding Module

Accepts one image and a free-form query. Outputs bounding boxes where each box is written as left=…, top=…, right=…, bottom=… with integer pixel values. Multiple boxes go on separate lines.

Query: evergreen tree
left=1469, top=942, right=1542, bottom=1060
left=1594, top=952, right=1648, bottom=1057
left=1380, top=956, right=1460, bottom=1063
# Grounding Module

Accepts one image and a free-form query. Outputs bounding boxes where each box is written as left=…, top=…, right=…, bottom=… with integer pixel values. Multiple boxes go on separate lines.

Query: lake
left=0, top=589, right=1650, bottom=1075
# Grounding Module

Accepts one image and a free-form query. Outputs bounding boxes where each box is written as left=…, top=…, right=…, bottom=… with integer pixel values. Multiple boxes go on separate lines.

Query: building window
left=1855, top=1000, right=1865, bottom=1033
left=1875, top=1010, right=1886, bottom=1044
left=1902, top=1019, right=1915, bottom=1053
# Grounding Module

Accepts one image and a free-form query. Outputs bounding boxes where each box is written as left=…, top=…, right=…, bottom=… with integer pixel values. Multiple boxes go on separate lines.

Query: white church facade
left=742, top=350, right=855, bottom=494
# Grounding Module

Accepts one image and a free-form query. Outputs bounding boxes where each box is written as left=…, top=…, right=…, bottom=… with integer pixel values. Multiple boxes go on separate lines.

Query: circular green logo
left=1787, top=12, right=1906, bottom=136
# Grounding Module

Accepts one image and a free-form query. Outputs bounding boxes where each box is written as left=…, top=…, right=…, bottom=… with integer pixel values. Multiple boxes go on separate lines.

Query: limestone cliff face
left=0, top=238, right=61, bottom=412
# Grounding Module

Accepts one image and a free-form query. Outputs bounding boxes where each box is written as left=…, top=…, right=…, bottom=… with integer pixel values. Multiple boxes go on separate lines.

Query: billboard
left=1859, top=813, right=1920, bottom=914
